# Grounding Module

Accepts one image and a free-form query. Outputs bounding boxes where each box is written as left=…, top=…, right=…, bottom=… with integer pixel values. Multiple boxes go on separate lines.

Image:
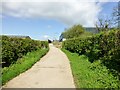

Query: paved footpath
left=3, top=44, right=75, bottom=88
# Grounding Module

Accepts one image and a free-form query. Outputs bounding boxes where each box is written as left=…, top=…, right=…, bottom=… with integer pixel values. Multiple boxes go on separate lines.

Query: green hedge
left=2, top=36, right=48, bottom=67
left=2, top=48, right=49, bottom=85
left=62, top=30, right=120, bottom=72
left=62, top=49, right=120, bottom=88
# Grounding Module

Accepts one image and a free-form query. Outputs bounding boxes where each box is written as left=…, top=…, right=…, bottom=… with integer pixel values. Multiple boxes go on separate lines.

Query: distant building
left=84, top=27, right=98, bottom=33
left=6, top=35, right=31, bottom=39
left=48, top=39, right=52, bottom=43
left=59, top=33, right=64, bottom=42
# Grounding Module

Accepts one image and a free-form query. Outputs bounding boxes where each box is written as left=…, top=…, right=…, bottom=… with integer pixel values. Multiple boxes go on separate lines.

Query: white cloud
left=43, top=35, right=49, bottom=39
left=1, top=0, right=116, bottom=26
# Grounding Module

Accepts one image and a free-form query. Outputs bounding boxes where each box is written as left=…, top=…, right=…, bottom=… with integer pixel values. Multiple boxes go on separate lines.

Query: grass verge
left=2, top=48, right=49, bottom=85
left=62, top=49, right=120, bottom=88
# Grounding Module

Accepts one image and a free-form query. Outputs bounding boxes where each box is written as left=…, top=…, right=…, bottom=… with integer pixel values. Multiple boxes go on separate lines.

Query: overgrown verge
left=62, top=29, right=120, bottom=88
left=2, top=48, right=49, bottom=85
left=1, top=35, right=49, bottom=85
left=62, top=30, right=120, bottom=73
left=62, top=49, right=120, bottom=88
left=2, top=36, right=48, bottom=67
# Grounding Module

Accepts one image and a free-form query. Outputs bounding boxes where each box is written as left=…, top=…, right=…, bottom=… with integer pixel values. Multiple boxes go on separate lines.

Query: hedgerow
left=2, top=36, right=48, bottom=67
left=62, top=29, right=120, bottom=75
left=2, top=48, right=49, bottom=85
left=62, top=49, right=120, bottom=88
left=62, top=29, right=120, bottom=88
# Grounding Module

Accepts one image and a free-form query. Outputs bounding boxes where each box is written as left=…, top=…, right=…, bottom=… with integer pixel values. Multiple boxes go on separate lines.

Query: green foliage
left=41, top=41, right=49, bottom=48
left=2, top=48, right=49, bottom=85
left=62, top=29, right=120, bottom=66
left=62, top=49, right=120, bottom=88
left=62, top=29, right=120, bottom=88
left=78, top=31, right=93, bottom=39
left=62, top=24, right=85, bottom=39
left=2, top=36, right=48, bottom=67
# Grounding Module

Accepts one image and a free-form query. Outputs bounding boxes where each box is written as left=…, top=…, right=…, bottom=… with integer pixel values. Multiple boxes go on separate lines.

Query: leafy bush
left=62, top=29, right=120, bottom=73
left=62, top=49, right=120, bottom=88
left=2, top=48, right=49, bottom=85
left=2, top=36, right=48, bottom=67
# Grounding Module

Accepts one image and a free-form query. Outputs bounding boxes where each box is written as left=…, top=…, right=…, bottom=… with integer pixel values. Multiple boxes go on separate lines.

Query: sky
left=0, top=0, right=119, bottom=40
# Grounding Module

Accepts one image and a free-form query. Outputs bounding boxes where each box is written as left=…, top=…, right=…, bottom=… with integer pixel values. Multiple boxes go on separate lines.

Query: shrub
left=2, top=48, right=49, bottom=85
left=2, top=36, right=49, bottom=67
left=62, top=29, right=120, bottom=72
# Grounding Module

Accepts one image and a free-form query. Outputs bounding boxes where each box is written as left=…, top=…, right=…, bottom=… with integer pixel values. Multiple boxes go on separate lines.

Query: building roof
left=5, top=35, right=31, bottom=39
left=84, top=27, right=98, bottom=33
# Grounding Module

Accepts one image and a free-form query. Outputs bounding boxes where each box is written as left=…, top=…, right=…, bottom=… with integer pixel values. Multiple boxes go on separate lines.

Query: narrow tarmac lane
left=3, top=44, right=75, bottom=88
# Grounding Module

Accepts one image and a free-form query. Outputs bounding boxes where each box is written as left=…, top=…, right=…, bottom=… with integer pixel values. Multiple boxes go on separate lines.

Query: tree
left=95, top=2, right=120, bottom=32
left=95, top=16, right=112, bottom=32
left=62, top=24, right=85, bottom=39
left=112, top=1, right=120, bottom=28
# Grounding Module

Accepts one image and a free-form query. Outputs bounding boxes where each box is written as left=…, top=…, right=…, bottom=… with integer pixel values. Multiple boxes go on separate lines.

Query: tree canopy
left=62, top=24, right=85, bottom=39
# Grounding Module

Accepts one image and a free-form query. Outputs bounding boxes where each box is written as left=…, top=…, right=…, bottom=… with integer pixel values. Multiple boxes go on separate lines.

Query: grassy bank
left=62, top=49, right=120, bottom=88
left=2, top=48, right=49, bottom=85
